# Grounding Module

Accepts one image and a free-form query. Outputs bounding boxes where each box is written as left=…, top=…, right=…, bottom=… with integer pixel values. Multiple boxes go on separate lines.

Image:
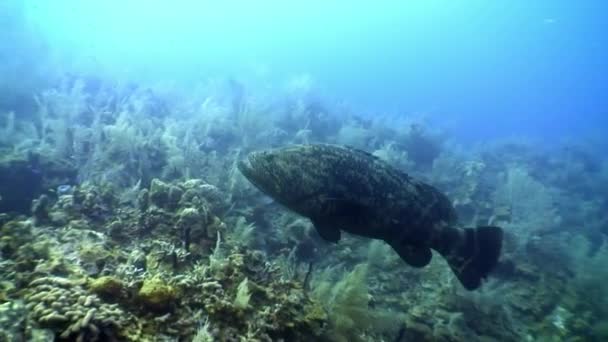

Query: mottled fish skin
left=238, top=143, right=503, bottom=290
left=239, top=144, right=455, bottom=242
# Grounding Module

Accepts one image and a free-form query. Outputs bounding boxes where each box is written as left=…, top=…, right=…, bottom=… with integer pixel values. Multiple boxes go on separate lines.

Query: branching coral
left=25, top=276, right=140, bottom=341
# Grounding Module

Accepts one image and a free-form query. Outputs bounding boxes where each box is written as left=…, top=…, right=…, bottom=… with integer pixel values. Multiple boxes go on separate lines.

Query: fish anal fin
left=389, top=240, right=432, bottom=268
left=313, top=219, right=341, bottom=243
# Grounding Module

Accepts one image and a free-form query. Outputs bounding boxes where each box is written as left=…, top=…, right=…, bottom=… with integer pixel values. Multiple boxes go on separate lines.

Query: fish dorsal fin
left=312, top=218, right=341, bottom=243
left=340, top=144, right=381, bottom=161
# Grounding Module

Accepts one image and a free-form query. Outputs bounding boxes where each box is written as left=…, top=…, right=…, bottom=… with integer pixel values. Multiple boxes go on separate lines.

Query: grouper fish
left=238, top=144, right=503, bottom=290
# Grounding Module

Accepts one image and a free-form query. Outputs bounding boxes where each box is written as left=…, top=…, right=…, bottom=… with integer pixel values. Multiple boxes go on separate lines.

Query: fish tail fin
left=440, top=226, right=503, bottom=290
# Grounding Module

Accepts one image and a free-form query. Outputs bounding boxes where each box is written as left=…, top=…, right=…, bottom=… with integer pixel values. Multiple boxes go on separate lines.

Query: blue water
left=7, top=0, right=608, bottom=143
left=2, top=2, right=608, bottom=340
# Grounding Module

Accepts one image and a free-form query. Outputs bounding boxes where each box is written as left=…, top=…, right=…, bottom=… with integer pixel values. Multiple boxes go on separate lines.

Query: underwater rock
left=52, top=194, right=78, bottom=218
left=149, top=178, right=171, bottom=208
left=0, top=155, right=43, bottom=214
left=31, top=194, right=51, bottom=226
left=77, top=243, right=111, bottom=276
left=178, top=207, right=207, bottom=227
left=131, top=179, right=229, bottom=257
left=106, top=220, right=126, bottom=241
left=182, top=180, right=229, bottom=214
left=136, top=188, right=149, bottom=211
left=137, top=276, right=177, bottom=313
left=48, top=209, right=70, bottom=227
left=126, top=249, right=147, bottom=271
left=167, top=185, right=184, bottom=210
left=88, top=276, right=126, bottom=300
left=177, top=206, right=208, bottom=252
left=0, top=220, right=50, bottom=278
left=202, top=186, right=230, bottom=214
left=70, top=184, right=116, bottom=222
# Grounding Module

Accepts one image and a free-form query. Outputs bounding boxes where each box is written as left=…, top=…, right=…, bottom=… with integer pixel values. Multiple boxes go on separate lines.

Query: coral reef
left=0, top=178, right=329, bottom=340
left=137, top=276, right=178, bottom=313
left=88, top=276, right=126, bottom=299
left=25, top=276, right=140, bottom=341
left=0, top=76, right=606, bottom=341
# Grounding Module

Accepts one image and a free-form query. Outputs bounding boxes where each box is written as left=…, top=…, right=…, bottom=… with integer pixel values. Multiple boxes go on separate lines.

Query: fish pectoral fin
left=312, top=219, right=341, bottom=243
left=388, top=240, right=432, bottom=268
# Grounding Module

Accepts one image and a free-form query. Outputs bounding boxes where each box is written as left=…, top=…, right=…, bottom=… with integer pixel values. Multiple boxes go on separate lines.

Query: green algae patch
left=88, top=276, right=125, bottom=300
left=137, top=276, right=177, bottom=313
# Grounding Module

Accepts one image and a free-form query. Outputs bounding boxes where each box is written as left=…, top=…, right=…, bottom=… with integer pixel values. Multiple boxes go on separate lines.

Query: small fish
left=239, top=144, right=503, bottom=290
left=57, top=184, right=73, bottom=196
left=543, top=18, right=557, bottom=24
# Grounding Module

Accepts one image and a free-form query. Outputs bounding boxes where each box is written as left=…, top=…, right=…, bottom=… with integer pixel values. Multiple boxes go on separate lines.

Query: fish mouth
left=238, top=151, right=279, bottom=196
left=237, top=155, right=255, bottom=180
left=238, top=152, right=266, bottom=189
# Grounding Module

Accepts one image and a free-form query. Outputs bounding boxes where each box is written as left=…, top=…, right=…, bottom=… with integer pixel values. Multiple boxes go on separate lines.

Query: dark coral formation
left=0, top=152, right=76, bottom=214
